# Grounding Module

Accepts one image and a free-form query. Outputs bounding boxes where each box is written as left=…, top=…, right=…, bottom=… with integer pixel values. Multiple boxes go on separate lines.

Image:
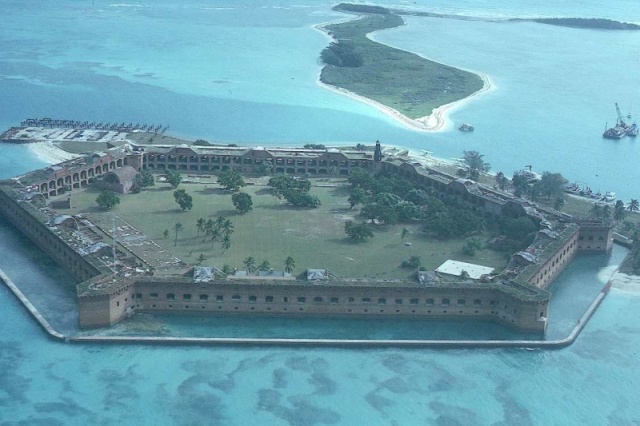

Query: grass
left=66, top=177, right=508, bottom=279
left=320, top=9, right=484, bottom=118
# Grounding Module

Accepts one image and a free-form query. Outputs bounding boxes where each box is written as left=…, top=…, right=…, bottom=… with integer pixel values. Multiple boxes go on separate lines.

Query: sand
left=609, top=272, right=640, bottom=296
left=28, top=142, right=81, bottom=164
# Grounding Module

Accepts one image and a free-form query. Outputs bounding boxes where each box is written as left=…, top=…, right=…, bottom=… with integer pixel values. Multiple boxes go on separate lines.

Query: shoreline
left=313, top=16, right=496, bottom=133
left=28, top=141, right=81, bottom=164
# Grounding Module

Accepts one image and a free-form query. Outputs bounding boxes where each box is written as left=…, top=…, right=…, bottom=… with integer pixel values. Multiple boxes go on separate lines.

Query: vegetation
left=173, top=222, right=183, bottom=246
left=132, top=170, right=155, bottom=193
left=344, top=221, right=374, bottom=242
left=459, top=150, right=491, bottom=181
left=528, top=18, right=640, bottom=30
left=232, top=192, right=253, bottom=214
left=166, top=170, right=182, bottom=188
left=400, top=255, right=421, bottom=269
left=284, top=256, right=296, bottom=273
left=268, top=175, right=320, bottom=208
left=217, top=170, right=245, bottom=192
left=320, top=5, right=483, bottom=119
left=70, top=177, right=508, bottom=278
left=173, top=189, right=193, bottom=211
left=303, top=144, right=326, bottom=150
left=96, top=191, right=120, bottom=210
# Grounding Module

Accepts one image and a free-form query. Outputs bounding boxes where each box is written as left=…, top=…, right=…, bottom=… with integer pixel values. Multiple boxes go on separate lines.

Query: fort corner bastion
left=0, top=125, right=613, bottom=334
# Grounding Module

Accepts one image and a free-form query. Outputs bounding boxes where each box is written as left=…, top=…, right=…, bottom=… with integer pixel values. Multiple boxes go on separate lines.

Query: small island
left=317, top=4, right=486, bottom=131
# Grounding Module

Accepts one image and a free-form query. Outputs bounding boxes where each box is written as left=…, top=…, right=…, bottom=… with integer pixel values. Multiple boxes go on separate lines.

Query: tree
left=166, top=170, right=182, bottom=188
left=96, top=191, right=120, bottom=210
left=132, top=170, right=155, bottom=193
left=284, top=256, right=295, bottom=273
left=163, top=229, right=169, bottom=239
left=197, top=253, right=206, bottom=264
left=401, top=228, right=410, bottom=239
left=256, top=161, right=273, bottom=176
left=627, top=199, right=639, bottom=212
left=495, top=172, right=509, bottom=191
left=244, top=257, right=256, bottom=273
left=217, top=170, right=245, bottom=191
left=232, top=192, right=253, bottom=213
left=362, top=202, right=398, bottom=225
left=348, top=187, right=366, bottom=209
left=348, top=168, right=374, bottom=191
left=590, top=203, right=603, bottom=219
left=401, top=256, right=421, bottom=269
left=554, top=197, right=566, bottom=211
left=258, top=260, right=271, bottom=271
left=173, top=189, right=193, bottom=211
left=462, top=237, right=483, bottom=256
left=462, top=151, right=490, bottom=181
left=614, top=200, right=626, bottom=224
left=222, top=264, right=233, bottom=276
left=173, top=222, right=183, bottom=246
left=344, top=221, right=374, bottom=242
left=196, top=218, right=206, bottom=237
left=532, top=172, right=567, bottom=201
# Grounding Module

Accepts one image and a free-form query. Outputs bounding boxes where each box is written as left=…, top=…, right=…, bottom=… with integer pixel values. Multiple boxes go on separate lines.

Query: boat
left=603, top=103, right=631, bottom=139
left=458, top=123, right=474, bottom=132
left=627, top=123, right=638, bottom=137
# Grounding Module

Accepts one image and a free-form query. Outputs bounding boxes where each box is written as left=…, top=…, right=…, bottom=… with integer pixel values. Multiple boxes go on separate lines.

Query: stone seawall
left=0, top=267, right=611, bottom=349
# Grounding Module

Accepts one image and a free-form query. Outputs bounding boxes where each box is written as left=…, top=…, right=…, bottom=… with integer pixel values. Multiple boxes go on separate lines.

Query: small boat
left=458, top=123, right=474, bottom=132
left=627, top=123, right=638, bottom=137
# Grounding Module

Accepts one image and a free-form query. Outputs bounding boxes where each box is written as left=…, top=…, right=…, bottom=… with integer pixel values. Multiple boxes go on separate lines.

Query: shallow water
left=1, top=0, right=640, bottom=423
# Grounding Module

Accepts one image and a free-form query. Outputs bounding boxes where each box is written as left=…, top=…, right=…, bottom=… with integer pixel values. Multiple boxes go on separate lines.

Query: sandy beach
left=609, top=272, right=640, bottom=296
left=28, top=142, right=80, bottom=164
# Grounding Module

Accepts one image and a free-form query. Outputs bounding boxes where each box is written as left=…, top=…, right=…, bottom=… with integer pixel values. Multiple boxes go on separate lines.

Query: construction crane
left=615, top=103, right=626, bottom=125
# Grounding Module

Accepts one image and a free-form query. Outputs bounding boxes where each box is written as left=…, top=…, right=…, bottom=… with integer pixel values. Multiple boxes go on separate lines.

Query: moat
left=0, top=124, right=621, bottom=343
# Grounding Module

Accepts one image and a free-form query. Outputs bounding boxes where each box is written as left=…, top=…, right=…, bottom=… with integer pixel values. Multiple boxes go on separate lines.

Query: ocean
left=1, top=0, right=639, bottom=424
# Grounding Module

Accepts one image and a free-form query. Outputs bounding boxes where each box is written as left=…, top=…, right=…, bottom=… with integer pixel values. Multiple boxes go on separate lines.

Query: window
left=410, top=298, right=418, bottom=305
left=135, top=293, right=143, bottom=299
left=166, top=293, right=175, bottom=301
left=457, top=299, right=465, bottom=306
left=426, top=298, right=434, bottom=306
left=216, top=295, right=223, bottom=302
left=297, top=296, right=306, bottom=304
left=378, top=298, right=386, bottom=305
left=232, top=295, right=241, bottom=301
left=183, top=294, right=192, bottom=300
left=249, top=295, right=257, bottom=303
left=330, top=297, right=339, bottom=304
left=441, top=298, right=450, bottom=306
left=362, top=297, right=371, bottom=303
left=265, top=296, right=274, bottom=303
left=473, top=299, right=482, bottom=306
left=283, top=297, right=288, bottom=303
left=199, top=294, right=208, bottom=301
left=348, top=297, right=355, bottom=303
left=313, top=297, right=323, bottom=303
left=395, top=298, right=403, bottom=305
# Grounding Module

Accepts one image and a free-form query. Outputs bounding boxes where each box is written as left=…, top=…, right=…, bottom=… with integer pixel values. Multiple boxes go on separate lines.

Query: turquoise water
left=2, top=1, right=640, bottom=423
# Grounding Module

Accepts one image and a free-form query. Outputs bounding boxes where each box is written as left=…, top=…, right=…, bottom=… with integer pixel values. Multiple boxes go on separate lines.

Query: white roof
left=435, top=260, right=494, bottom=280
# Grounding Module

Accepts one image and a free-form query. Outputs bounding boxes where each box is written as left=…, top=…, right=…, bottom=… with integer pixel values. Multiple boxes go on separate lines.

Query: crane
left=615, top=103, right=626, bottom=126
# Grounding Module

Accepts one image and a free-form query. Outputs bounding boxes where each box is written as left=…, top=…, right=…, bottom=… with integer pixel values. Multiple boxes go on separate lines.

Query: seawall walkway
left=0, top=267, right=611, bottom=349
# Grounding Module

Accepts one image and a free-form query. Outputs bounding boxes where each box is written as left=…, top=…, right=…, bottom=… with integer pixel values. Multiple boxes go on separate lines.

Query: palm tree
left=627, top=199, right=640, bottom=212
left=400, top=227, right=410, bottom=240
left=195, top=218, right=206, bottom=237
left=590, top=204, right=602, bottom=218
left=258, top=260, right=271, bottom=271
left=173, top=222, right=183, bottom=246
left=601, top=204, right=612, bottom=222
left=284, top=256, right=295, bottom=273
left=221, top=235, right=232, bottom=251
left=614, top=200, right=626, bottom=224
left=244, top=256, right=256, bottom=273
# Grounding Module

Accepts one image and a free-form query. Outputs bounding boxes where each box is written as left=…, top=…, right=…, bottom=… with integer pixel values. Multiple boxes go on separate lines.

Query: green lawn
left=67, top=178, right=508, bottom=278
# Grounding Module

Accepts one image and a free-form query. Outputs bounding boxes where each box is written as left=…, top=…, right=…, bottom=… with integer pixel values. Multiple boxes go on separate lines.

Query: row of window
left=137, top=293, right=488, bottom=306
